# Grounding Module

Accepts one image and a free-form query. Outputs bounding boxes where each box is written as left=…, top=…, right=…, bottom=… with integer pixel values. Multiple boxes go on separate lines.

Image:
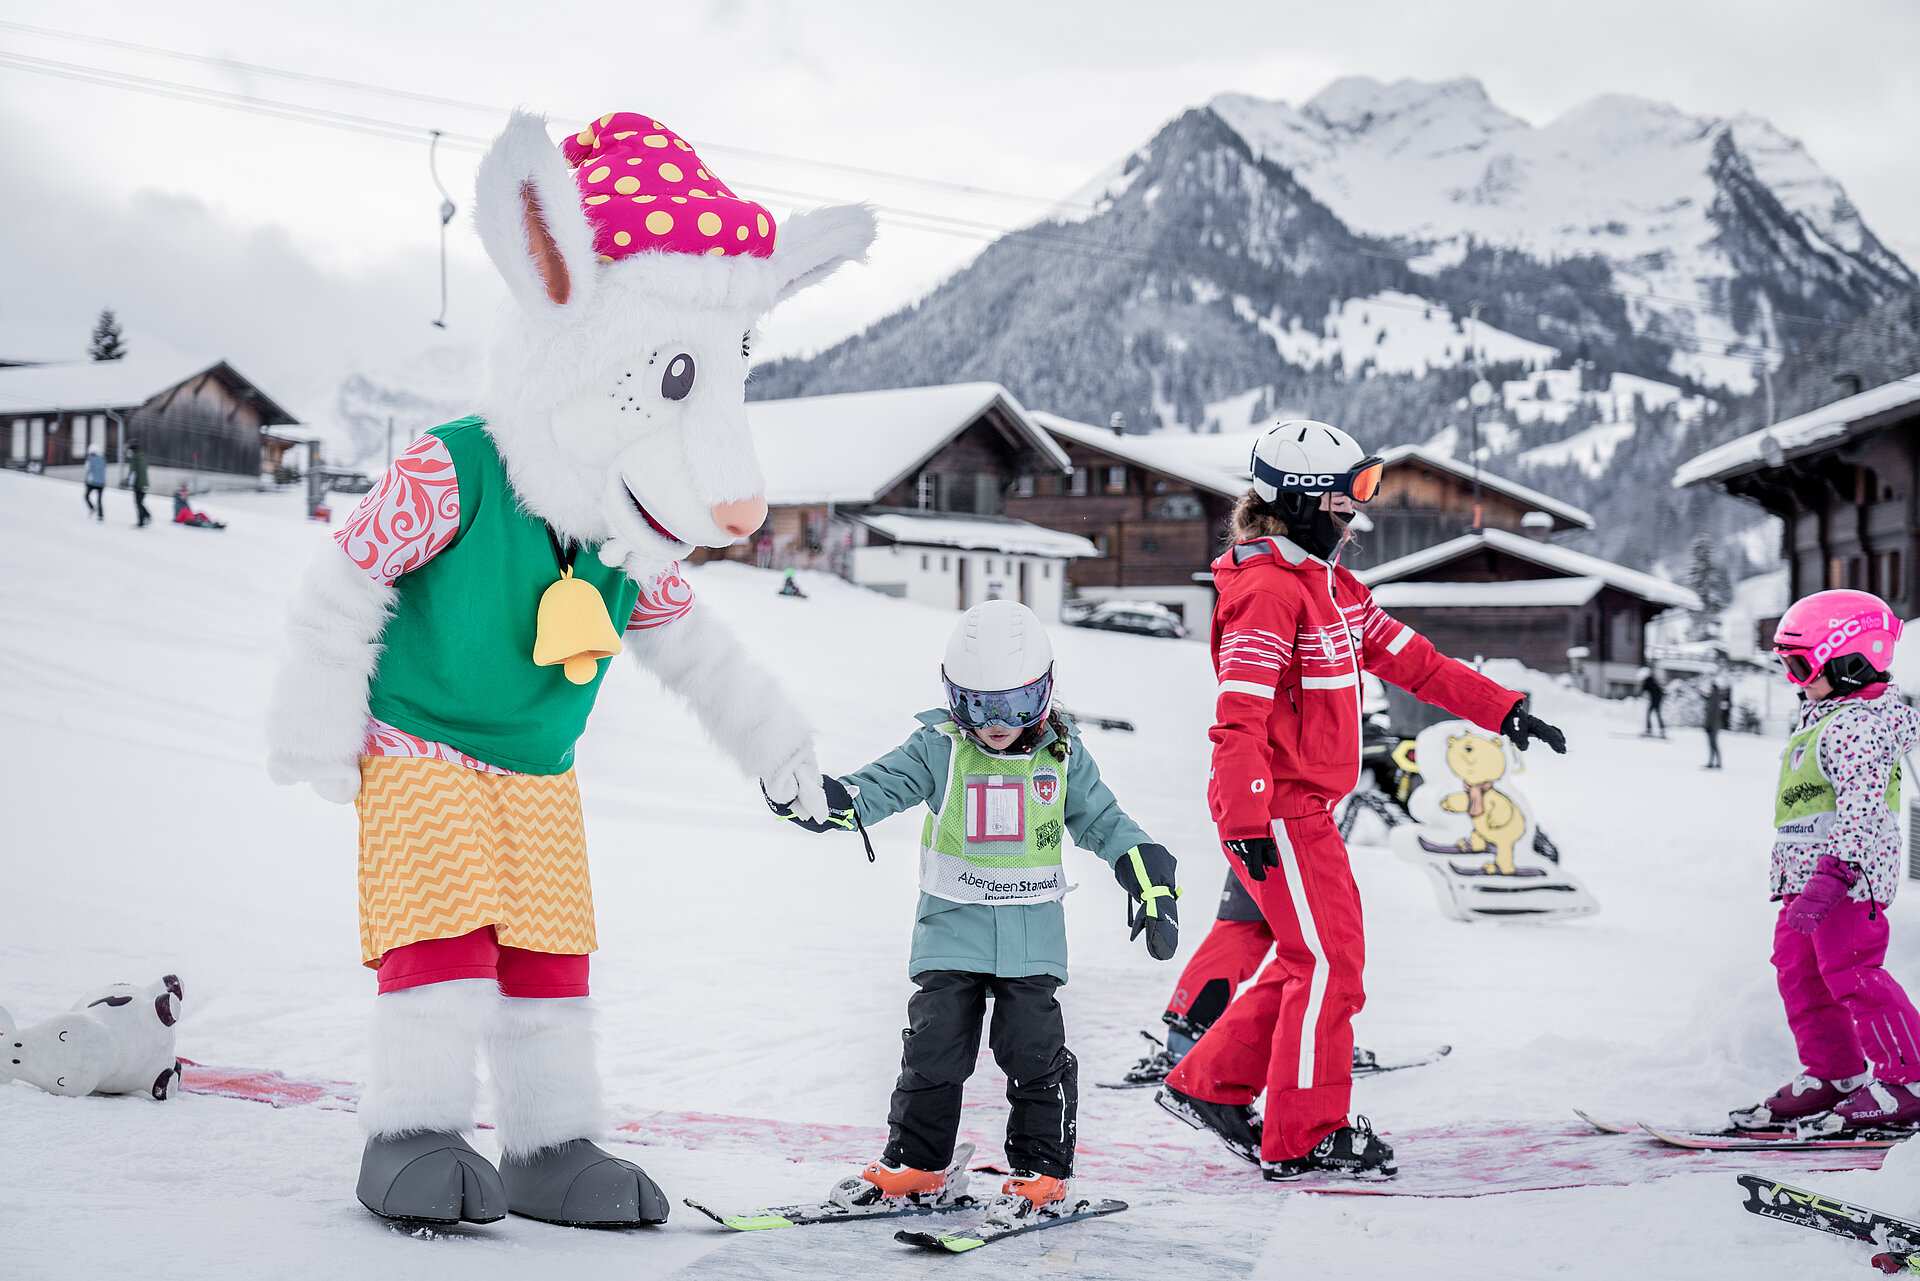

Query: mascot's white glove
left=625, top=603, right=827, bottom=822
left=266, top=547, right=394, bottom=805
left=760, top=744, right=828, bottom=824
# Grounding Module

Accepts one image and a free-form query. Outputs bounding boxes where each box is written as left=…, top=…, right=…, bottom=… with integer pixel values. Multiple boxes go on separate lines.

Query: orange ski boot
left=828, top=1142, right=973, bottom=1210
left=985, top=1171, right=1074, bottom=1227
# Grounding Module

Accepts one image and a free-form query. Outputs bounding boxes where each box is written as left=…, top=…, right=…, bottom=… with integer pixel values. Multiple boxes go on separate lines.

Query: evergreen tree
left=88, top=309, right=126, bottom=361
left=1686, top=534, right=1733, bottom=640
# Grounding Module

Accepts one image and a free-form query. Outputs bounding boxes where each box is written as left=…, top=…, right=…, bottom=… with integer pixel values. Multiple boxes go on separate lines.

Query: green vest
left=365, top=417, right=641, bottom=774
left=1774, top=704, right=1902, bottom=844
left=919, top=725, right=1071, bottom=904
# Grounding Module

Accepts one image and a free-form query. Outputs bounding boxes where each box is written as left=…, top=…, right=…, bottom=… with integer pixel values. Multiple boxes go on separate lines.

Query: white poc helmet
left=1249, top=420, right=1367, bottom=504
left=942, top=600, right=1055, bottom=730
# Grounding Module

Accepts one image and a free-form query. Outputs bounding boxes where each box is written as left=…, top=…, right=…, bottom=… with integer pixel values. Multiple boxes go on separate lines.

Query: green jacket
left=841, top=710, right=1153, bottom=983
left=129, top=452, right=148, bottom=489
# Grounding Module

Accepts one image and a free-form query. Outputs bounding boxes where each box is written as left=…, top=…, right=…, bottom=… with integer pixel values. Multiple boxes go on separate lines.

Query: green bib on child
left=1775, top=704, right=1902, bottom=845
left=919, top=724, right=1070, bottom=905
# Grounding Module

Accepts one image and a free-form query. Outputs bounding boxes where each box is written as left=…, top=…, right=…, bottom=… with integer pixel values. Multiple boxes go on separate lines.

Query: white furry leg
left=359, top=978, right=498, bottom=1139
left=489, top=996, right=605, bottom=1159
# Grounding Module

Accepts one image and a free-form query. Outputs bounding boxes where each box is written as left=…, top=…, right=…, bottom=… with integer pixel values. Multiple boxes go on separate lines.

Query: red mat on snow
left=178, top=1062, right=1886, bottom=1198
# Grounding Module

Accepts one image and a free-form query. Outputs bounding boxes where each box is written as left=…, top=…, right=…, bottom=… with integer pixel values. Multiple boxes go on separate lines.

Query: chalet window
left=1149, top=494, right=1204, bottom=521
left=1105, top=465, right=1127, bottom=494
left=1042, top=562, right=1051, bottom=579
left=1069, top=469, right=1088, bottom=497
left=920, top=554, right=929, bottom=571
left=1141, top=537, right=1160, bottom=554
left=1014, top=475, right=1035, bottom=498
left=1153, top=480, right=1167, bottom=494
left=941, top=555, right=950, bottom=572
left=1848, top=556, right=1867, bottom=591
left=7, top=419, right=21, bottom=463
left=916, top=472, right=934, bottom=510
left=975, top=474, right=1004, bottom=517
left=1094, top=533, right=1110, bottom=555
left=935, top=473, right=961, bottom=512
left=1878, top=550, right=1905, bottom=601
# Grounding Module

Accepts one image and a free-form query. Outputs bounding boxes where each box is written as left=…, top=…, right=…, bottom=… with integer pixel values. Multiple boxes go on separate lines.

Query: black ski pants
left=883, top=970, right=1078, bottom=1179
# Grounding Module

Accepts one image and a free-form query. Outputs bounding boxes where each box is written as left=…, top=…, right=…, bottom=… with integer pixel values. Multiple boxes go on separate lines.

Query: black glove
left=1114, top=843, right=1181, bottom=960
left=1502, top=697, right=1566, bottom=754
left=763, top=775, right=859, bottom=834
left=1224, top=836, right=1279, bottom=882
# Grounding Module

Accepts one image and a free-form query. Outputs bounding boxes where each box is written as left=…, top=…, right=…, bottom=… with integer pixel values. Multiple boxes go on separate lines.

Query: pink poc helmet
left=1772, top=589, right=1903, bottom=692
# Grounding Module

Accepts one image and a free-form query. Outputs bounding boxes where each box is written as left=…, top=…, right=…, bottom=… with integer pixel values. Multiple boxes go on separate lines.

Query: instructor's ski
left=894, top=1198, right=1127, bottom=1253
left=1099, top=1039, right=1449, bottom=1089
left=1737, top=1173, right=1920, bottom=1268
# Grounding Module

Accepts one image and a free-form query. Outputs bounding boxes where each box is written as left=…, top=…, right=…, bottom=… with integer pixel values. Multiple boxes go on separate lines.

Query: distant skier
left=127, top=441, right=150, bottom=528
left=1704, top=675, right=1731, bottom=769
left=82, top=444, right=106, bottom=521
left=1730, top=590, right=1920, bottom=1135
left=172, top=484, right=224, bottom=529
left=777, top=569, right=807, bottom=598
left=1156, top=419, right=1566, bottom=1181
left=769, top=600, right=1179, bottom=1228
left=1639, top=667, right=1666, bottom=737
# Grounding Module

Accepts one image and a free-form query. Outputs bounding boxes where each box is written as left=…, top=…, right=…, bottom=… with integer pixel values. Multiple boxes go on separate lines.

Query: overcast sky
left=4, top=0, right=1918, bottom=436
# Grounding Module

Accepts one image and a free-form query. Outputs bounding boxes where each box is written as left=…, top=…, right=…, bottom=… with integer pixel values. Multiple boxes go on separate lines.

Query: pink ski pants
left=1773, top=894, right=1920, bottom=1084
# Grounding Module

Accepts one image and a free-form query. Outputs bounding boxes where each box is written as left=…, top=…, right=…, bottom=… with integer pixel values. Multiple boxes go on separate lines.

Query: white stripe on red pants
left=1165, top=810, right=1366, bottom=1161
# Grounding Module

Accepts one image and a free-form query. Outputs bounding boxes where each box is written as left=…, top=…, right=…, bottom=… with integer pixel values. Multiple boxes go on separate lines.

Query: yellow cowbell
left=532, top=568, right=624, bottom=685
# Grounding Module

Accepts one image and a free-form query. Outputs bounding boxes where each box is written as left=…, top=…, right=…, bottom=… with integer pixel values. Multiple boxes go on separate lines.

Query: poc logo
left=1283, top=473, right=1340, bottom=489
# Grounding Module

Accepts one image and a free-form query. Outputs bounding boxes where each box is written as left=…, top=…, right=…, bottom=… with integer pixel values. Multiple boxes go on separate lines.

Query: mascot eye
left=741, top=331, right=752, bottom=359
left=662, top=353, right=696, bottom=401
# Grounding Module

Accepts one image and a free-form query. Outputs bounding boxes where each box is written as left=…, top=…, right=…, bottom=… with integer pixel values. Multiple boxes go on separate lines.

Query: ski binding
left=895, top=1197, right=1127, bottom=1252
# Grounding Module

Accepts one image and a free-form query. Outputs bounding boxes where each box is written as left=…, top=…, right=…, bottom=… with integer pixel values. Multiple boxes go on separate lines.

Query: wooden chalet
left=712, top=384, right=1096, bottom=620
left=1674, top=372, right=1920, bottom=622
left=1357, top=527, right=1700, bottom=697
left=0, top=355, right=300, bottom=482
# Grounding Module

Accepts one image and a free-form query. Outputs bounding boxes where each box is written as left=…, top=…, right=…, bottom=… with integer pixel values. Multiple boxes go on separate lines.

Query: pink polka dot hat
left=562, top=112, right=776, bottom=262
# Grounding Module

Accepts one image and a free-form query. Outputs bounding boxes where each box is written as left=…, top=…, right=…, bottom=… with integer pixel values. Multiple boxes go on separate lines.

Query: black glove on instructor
left=1113, top=843, right=1181, bottom=960
left=1225, top=836, right=1280, bottom=882
left=1502, top=696, right=1567, bottom=754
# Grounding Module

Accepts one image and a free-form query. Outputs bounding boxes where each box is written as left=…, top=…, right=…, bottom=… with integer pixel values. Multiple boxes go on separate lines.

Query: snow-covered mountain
left=1205, top=77, right=1914, bottom=390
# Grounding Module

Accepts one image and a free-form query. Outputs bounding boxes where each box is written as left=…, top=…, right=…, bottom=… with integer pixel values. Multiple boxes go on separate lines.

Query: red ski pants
left=1164, top=919, right=1274, bottom=1025
left=1166, top=811, right=1365, bottom=1161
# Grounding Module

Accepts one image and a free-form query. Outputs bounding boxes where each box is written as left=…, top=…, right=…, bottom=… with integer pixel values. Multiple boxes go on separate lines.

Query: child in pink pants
left=1732, top=590, right=1920, bottom=1134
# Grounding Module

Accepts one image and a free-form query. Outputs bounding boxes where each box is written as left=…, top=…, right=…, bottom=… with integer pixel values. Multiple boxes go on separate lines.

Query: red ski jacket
left=1208, top=535, right=1521, bottom=837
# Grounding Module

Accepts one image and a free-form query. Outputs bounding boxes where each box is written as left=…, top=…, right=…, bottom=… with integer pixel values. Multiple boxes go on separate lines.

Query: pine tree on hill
left=1686, top=533, right=1733, bottom=641
left=88, top=309, right=126, bottom=361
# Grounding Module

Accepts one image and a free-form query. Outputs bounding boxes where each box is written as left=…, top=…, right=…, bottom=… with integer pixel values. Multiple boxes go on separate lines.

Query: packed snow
left=5, top=465, right=1920, bottom=1279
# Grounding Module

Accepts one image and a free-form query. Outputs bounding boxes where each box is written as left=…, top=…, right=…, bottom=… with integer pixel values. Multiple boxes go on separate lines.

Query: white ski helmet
left=942, top=600, right=1054, bottom=729
left=1249, top=420, right=1368, bottom=504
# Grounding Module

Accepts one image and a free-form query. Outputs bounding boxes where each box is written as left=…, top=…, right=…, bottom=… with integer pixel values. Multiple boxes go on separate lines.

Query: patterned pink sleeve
left=627, top=563, right=696, bottom=631
left=333, top=436, right=461, bottom=585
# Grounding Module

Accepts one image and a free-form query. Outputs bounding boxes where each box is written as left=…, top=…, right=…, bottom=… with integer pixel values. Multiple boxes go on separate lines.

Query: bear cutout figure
left=0, top=975, right=184, bottom=1099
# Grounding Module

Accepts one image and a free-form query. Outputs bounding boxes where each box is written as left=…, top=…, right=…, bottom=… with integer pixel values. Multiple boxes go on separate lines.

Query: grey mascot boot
left=490, top=995, right=668, bottom=1226
left=357, top=1130, right=508, bottom=1224
left=499, top=1138, right=668, bottom=1227
left=356, top=979, right=504, bottom=1225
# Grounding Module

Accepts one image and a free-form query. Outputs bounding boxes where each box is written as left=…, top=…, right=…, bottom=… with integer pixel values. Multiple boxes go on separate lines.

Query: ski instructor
left=1157, top=420, right=1568, bottom=1180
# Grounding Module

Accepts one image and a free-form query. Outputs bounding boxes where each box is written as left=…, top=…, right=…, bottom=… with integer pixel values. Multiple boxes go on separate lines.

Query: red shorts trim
left=375, top=926, right=589, bottom=998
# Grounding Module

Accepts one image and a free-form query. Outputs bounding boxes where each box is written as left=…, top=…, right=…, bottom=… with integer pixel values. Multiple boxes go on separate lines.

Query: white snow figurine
left=265, top=109, right=876, bottom=1230
left=0, top=975, right=184, bottom=1100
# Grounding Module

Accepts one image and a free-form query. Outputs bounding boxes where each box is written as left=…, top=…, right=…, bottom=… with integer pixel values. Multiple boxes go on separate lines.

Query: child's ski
left=1574, top=1109, right=1793, bottom=1138
left=684, top=1195, right=977, bottom=1231
left=894, top=1198, right=1128, bottom=1252
left=1642, top=1123, right=1905, bottom=1151
left=1736, top=1173, right=1920, bottom=1269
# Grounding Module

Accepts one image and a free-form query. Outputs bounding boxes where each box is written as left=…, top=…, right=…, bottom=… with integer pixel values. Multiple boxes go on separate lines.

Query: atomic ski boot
left=1261, top=1116, right=1397, bottom=1181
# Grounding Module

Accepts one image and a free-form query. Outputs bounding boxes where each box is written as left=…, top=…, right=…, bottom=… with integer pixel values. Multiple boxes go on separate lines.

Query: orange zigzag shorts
left=356, top=756, right=596, bottom=966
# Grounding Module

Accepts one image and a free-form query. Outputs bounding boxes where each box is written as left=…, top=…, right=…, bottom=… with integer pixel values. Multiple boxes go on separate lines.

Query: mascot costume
left=266, top=109, right=876, bottom=1228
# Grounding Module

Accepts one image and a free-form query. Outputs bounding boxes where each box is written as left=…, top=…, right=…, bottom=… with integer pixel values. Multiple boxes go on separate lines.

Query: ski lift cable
left=0, top=45, right=1902, bottom=357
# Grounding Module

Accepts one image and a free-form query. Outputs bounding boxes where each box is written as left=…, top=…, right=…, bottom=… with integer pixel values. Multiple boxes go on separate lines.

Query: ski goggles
left=1250, top=453, right=1386, bottom=503
left=1774, top=647, right=1820, bottom=687
left=943, top=666, right=1054, bottom=730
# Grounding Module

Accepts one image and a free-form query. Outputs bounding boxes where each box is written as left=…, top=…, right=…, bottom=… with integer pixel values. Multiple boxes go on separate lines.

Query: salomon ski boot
left=1731, top=1071, right=1870, bottom=1130
left=1155, top=1084, right=1262, bottom=1164
left=1262, top=1116, right=1397, bottom=1181
left=1799, top=1081, right=1920, bottom=1137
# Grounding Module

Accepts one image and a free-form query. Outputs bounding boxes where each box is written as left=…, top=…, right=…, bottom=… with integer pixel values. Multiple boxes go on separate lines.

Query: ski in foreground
left=1572, top=1110, right=1911, bottom=1150
left=1736, top=1173, right=1920, bottom=1274
left=685, top=1143, right=978, bottom=1230
left=894, top=1197, right=1128, bottom=1253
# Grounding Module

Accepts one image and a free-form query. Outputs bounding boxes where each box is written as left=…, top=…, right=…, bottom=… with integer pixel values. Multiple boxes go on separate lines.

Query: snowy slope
left=5, top=466, right=1920, bottom=1279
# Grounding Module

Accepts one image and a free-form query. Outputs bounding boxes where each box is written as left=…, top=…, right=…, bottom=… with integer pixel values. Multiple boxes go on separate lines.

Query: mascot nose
left=712, top=496, right=767, bottom=539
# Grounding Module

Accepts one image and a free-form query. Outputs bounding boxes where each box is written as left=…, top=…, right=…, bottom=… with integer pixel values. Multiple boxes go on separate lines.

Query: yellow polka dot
left=634, top=194, right=656, bottom=203
left=706, top=246, right=726, bottom=256
left=674, top=139, right=692, bottom=150
left=612, top=131, right=637, bottom=140
left=584, top=194, right=611, bottom=205
left=626, top=157, right=644, bottom=165
left=614, top=176, right=642, bottom=195
left=697, top=211, right=722, bottom=236
left=689, top=189, right=710, bottom=198
left=697, top=168, right=709, bottom=179
left=736, top=225, right=748, bottom=240
left=658, top=162, right=684, bottom=183
left=755, top=213, right=770, bottom=237
left=613, top=231, right=631, bottom=246
left=645, top=134, right=669, bottom=148
left=575, top=130, right=594, bottom=145
left=645, top=211, right=674, bottom=235
left=670, top=195, right=687, bottom=204
left=597, top=254, right=614, bottom=263
left=587, top=165, right=610, bottom=183
left=599, top=114, right=613, bottom=126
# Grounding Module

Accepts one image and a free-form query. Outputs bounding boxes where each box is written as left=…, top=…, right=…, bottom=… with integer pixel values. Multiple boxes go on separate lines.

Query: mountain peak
left=1301, top=75, right=1516, bottom=133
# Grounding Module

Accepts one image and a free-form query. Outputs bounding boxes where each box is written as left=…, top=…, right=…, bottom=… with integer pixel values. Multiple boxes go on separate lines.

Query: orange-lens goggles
left=1349, top=461, right=1384, bottom=504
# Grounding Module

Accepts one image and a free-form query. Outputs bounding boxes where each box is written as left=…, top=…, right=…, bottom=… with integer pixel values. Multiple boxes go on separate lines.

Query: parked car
left=1067, top=600, right=1186, bottom=639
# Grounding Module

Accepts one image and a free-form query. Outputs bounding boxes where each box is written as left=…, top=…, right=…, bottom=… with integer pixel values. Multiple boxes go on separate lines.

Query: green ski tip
left=720, top=1211, right=796, bottom=1230
left=939, top=1235, right=985, bottom=1252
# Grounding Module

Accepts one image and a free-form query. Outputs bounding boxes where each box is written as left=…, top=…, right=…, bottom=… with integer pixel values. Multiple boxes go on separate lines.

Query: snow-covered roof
left=1377, top=444, right=1594, bottom=530
left=747, top=383, right=1071, bottom=506
left=1672, top=372, right=1920, bottom=488
left=852, top=509, right=1099, bottom=559
left=1032, top=411, right=1257, bottom=497
left=1369, top=577, right=1605, bottom=609
left=1358, top=526, right=1701, bottom=610
left=0, top=354, right=298, bottom=424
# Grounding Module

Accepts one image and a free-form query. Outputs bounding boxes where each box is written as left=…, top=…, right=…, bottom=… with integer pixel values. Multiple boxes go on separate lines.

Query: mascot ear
left=767, top=203, right=878, bottom=307
left=475, top=110, right=598, bottom=313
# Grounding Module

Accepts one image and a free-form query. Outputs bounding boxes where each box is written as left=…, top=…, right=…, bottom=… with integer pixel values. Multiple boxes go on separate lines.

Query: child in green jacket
left=769, top=600, right=1180, bottom=1229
